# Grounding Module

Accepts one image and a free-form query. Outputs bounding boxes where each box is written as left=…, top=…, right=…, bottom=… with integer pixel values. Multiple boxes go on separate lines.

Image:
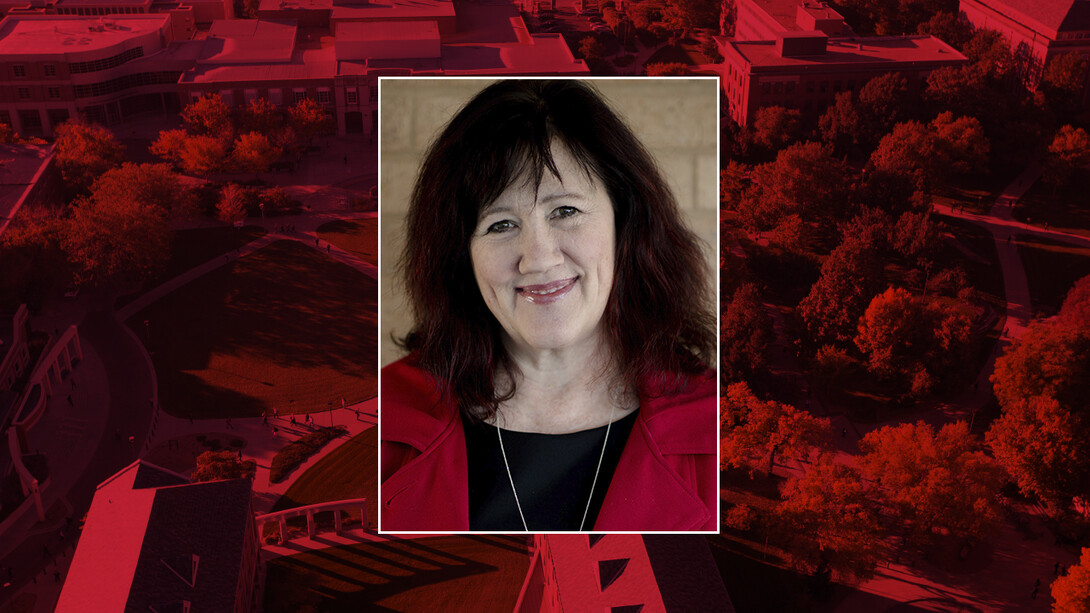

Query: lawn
left=272, top=427, right=378, bottom=529
left=130, top=239, right=377, bottom=418
left=1014, top=234, right=1090, bottom=316
left=116, top=225, right=266, bottom=308
left=316, top=218, right=377, bottom=266
left=264, top=535, right=531, bottom=612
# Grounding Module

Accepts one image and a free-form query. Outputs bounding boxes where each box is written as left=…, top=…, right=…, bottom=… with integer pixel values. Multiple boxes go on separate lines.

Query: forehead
left=481, top=143, right=602, bottom=214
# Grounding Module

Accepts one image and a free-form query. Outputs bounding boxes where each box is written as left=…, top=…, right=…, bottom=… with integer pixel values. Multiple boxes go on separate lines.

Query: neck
left=492, top=337, right=636, bottom=434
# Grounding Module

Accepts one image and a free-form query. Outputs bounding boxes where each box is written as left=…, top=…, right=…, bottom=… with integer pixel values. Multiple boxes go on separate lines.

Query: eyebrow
left=479, top=191, right=587, bottom=217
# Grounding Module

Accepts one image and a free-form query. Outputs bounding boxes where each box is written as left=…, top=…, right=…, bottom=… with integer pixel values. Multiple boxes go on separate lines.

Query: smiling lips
left=516, top=277, right=578, bottom=304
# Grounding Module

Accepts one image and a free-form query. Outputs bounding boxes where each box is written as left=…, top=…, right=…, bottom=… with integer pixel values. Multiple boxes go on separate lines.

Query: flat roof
left=334, top=18, right=437, bottom=42
left=199, top=19, right=296, bottom=63
left=53, top=0, right=152, bottom=6
left=55, top=463, right=158, bottom=613
left=328, top=0, right=454, bottom=22
left=965, top=0, right=1090, bottom=36
left=183, top=44, right=336, bottom=82
left=0, top=14, right=169, bottom=55
left=729, top=34, right=967, bottom=68
left=746, top=0, right=835, bottom=31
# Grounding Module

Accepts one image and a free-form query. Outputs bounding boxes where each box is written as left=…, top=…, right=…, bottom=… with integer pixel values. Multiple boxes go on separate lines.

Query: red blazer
left=380, top=356, right=718, bottom=532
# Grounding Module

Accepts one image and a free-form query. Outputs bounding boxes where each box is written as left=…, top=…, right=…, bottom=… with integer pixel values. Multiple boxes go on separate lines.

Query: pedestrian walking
left=115, top=428, right=121, bottom=440
left=343, top=155, right=348, bottom=165
left=354, top=408, right=360, bottom=421
left=263, top=413, right=268, bottom=426
left=54, top=571, right=60, bottom=584
left=226, top=418, right=233, bottom=430
left=315, top=237, right=319, bottom=247
left=327, top=244, right=330, bottom=252
left=273, top=426, right=279, bottom=436
left=67, top=394, right=73, bottom=405
left=290, top=415, right=297, bottom=426
left=841, top=427, right=847, bottom=438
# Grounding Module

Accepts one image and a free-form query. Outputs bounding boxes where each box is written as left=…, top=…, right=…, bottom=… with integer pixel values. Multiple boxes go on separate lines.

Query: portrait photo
left=378, top=77, right=720, bottom=533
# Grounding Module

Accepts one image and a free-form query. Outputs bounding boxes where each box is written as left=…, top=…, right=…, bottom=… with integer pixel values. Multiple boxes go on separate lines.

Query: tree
left=929, top=111, right=989, bottom=175
left=1041, top=52, right=1088, bottom=119
left=0, top=122, right=15, bottom=144
left=1053, top=548, right=1090, bottom=613
left=241, top=97, right=282, bottom=135
left=720, top=381, right=831, bottom=477
left=645, top=62, right=689, bottom=76
left=90, top=163, right=194, bottom=220
left=178, top=135, right=228, bottom=175
left=150, top=128, right=189, bottom=166
left=916, top=11, right=972, bottom=49
left=854, top=287, right=975, bottom=397
left=720, top=160, right=750, bottom=210
left=798, top=231, right=885, bottom=345
left=579, top=35, right=605, bottom=60
left=721, top=283, right=771, bottom=383
left=858, top=421, right=1004, bottom=547
left=288, top=98, right=332, bottom=147
left=232, top=132, right=281, bottom=175
left=1042, top=125, right=1090, bottom=191
left=217, top=183, right=249, bottom=224
left=819, top=91, right=862, bottom=155
left=0, top=206, right=68, bottom=309
left=630, top=1, right=664, bottom=30
left=182, top=94, right=233, bottom=139
left=774, top=459, right=884, bottom=582
left=890, top=209, right=940, bottom=264
left=61, top=194, right=170, bottom=287
left=661, top=0, right=720, bottom=36
left=739, top=141, right=853, bottom=233
left=868, top=113, right=988, bottom=191
left=53, top=119, right=125, bottom=197
left=750, top=106, right=802, bottom=152
left=986, top=395, right=1090, bottom=507
left=856, top=72, right=912, bottom=146
left=990, top=320, right=1090, bottom=414
left=192, top=450, right=255, bottom=482
left=1059, top=274, right=1090, bottom=326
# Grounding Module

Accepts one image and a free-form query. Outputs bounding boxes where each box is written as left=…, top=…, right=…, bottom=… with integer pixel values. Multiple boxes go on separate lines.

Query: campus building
left=57, top=461, right=259, bottom=613
left=719, top=31, right=967, bottom=126
left=516, top=534, right=734, bottom=613
left=0, top=13, right=190, bottom=136
left=959, top=0, right=1090, bottom=100
left=734, top=0, right=853, bottom=41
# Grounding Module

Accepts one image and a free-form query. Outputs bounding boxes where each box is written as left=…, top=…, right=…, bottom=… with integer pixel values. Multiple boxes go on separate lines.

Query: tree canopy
left=720, top=381, right=831, bottom=477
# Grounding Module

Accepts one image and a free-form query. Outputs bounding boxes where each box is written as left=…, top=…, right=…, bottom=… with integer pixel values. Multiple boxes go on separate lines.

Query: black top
left=463, top=409, right=639, bottom=532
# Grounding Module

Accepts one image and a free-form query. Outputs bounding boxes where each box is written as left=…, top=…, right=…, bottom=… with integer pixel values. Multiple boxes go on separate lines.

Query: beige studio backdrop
left=378, top=77, right=720, bottom=367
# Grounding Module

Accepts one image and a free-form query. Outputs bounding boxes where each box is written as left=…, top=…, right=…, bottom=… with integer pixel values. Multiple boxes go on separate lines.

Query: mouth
left=516, top=277, right=577, bottom=304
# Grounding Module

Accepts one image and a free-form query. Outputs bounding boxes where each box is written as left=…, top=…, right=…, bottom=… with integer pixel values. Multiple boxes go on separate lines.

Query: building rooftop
left=57, top=461, right=253, bottom=613
left=726, top=34, right=966, bottom=68
left=200, top=19, right=297, bottom=63
left=182, top=43, right=336, bottom=82
left=748, top=0, right=842, bottom=31
left=52, top=0, right=152, bottom=6
left=966, top=0, right=1090, bottom=37
left=0, top=14, right=169, bottom=55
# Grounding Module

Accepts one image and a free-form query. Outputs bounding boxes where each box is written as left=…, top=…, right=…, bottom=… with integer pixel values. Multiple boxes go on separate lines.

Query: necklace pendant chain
left=496, top=403, right=616, bottom=532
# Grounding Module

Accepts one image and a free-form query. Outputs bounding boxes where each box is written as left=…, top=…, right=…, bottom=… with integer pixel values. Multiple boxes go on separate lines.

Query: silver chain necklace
left=495, top=402, right=616, bottom=532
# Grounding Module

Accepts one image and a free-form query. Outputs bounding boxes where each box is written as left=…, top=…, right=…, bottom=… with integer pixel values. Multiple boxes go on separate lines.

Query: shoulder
left=381, top=354, right=457, bottom=452
left=638, top=370, right=717, bottom=456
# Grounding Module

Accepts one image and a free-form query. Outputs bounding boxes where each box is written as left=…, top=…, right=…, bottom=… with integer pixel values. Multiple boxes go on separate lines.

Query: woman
left=381, top=79, right=717, bottom=532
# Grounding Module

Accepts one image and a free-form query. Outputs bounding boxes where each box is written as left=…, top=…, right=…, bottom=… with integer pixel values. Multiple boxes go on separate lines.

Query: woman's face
left=470, top=144, right=615, bottom=357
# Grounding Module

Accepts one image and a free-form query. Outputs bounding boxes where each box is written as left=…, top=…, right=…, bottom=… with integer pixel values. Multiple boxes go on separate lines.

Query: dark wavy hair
left=399, top=79, right=714, bottom=421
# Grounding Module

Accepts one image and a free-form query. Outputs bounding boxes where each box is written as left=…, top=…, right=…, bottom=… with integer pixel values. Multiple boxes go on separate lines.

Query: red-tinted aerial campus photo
left=1, top=0, right=1090, bottom=611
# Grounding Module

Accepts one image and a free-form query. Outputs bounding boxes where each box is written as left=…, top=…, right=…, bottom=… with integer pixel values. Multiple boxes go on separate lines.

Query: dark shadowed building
left=56, top=460, right=259, bottom=613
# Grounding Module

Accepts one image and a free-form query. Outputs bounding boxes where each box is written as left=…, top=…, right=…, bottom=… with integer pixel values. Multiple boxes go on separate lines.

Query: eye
left=484, top=219, right=516, bottom=234
left=551, top=206, right=580, bottom=219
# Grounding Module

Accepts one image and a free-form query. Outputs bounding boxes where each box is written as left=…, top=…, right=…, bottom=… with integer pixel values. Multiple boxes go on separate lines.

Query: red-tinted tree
left=232, top=132, right=281, bottom=175
left=720, top=381, right=831, bottom=477
left=721, top=283, right=771, bottom=383
left=217, top=183, right=249, bottom=224
left=750, top=106, right=803, bottom=153
left=1058, top=275, right=1090, bottom=326
left=54, top=119, right=125, bottom=197
left=61, top=194, right=170, bottom=287
left=90, top=163, right=194, bottom=220
left=1042, top=52, right=1090, bottom=119
left=986, top=395, right=1090, bottom=507
left=150, top=129, right=189, bottom=167
left=179, top=135, right=228, bottom=175
left=1052, top=547, right=1090, bottom=613
left=240, top=97, right=282, bottom=135
left=855, top=287, right=975, bottom=397
left=916, top=11, right=972, bottom=49
left=182, top=94, right=233, bottom=139
left=1042, top=125, right=1090, bottom=191
left=798, top=230, right=885, bottom=345
left=774, top=459, right=884, bottom=582
left=740, top=141, right=854, bottom=233
left=858, top=421, right=1004, bottom=547
left=661, top=0, right=720, bottom=35
left=288, top=98, right=332, bottom=147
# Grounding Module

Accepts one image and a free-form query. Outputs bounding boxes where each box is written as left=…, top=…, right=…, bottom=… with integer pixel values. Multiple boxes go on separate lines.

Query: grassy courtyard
left=317, top=218, right=377, bottom=266
left=273, top=428, right=378, bottom=528
left=130, top=239, right=377, bottom=418
left=264, top=535, right=530, bottom=612
left=1015, top=234, right=1090, bottom=316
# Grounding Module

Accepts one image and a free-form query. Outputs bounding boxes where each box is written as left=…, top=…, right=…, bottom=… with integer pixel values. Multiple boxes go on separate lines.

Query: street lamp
left=328, top=401, right=333, bottom=426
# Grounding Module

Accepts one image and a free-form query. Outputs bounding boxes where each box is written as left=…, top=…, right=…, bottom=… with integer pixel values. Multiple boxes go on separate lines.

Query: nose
left=517, top=222, right=563, bottom=275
